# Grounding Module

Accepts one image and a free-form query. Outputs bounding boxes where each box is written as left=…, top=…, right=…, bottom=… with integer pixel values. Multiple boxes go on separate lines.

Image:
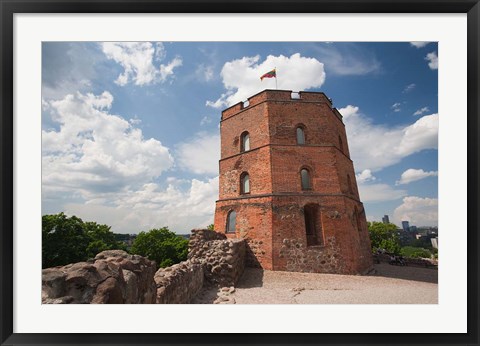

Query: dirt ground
left=191, top=263, right=438, bottom=304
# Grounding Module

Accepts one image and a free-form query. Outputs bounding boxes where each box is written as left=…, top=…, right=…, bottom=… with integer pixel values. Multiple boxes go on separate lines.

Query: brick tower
left=214, top=90, right=373, bottom=274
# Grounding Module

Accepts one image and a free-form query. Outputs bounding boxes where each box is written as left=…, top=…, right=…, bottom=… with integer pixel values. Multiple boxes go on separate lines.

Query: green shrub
left=400, top=246, right=432, bottom=259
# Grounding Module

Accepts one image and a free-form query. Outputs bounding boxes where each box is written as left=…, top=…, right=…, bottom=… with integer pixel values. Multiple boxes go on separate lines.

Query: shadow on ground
left=190, top=284, right=220, bottom=304
left=236, top=268, right=265, bottom=288
left=370, top=263, right=438, bottom=284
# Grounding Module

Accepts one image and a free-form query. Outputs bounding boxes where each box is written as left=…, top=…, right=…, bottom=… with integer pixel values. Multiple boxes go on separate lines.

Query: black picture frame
left=1, top=1, right=479, bottom=345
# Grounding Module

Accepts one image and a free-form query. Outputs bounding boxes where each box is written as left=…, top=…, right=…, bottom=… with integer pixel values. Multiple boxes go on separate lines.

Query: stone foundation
left=279, top=237, right=345, bottom=274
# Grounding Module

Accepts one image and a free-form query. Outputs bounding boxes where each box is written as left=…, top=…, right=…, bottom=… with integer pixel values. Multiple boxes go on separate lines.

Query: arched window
left=296, top=126, right=305, bottom=145
left=338, top=135, right=343, bottom=152
left=301, top=168, right=311, bottom=190
left=240, top=172, right=250, bottom=194
left=226, top=210, right=236, bottom=233
left=240, top=132, right=250, bottom=152
left=347, top=174, right=353, bottom=194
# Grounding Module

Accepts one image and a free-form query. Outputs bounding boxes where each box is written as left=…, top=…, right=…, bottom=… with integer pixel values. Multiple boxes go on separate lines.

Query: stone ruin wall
left=42, top=229, right=246, bottom=304
left=42, top=250, right=157, bottom=304
left=188, top=229, right=246, bottom=287
left=154, top=260, right=204, bottom=304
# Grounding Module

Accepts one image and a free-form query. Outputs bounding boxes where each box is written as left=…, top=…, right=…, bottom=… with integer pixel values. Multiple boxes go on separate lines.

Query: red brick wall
left=215, top=89, right=373, bottom=275
left=219, top=147, right=272, bottom=199
left=214, top=197, right=274, bottom=269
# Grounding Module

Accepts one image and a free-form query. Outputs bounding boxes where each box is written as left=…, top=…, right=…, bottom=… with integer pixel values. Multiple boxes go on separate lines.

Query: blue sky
left=42, top=41, right=438, bottom=234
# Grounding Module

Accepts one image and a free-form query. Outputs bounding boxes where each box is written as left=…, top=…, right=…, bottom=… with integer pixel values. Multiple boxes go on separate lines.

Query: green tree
left=400, top=246, right=433, bottom=259
left=84, top=221, right=126, bottom=258
left=368, top=221, right=401, bottom=254
left=42, top=213, right=90, bottom=268
left=130, top=227, right=188, bottom=268
left=42, top=213, right=125, bottom=268
left=207, top=224, right=215, bottom=230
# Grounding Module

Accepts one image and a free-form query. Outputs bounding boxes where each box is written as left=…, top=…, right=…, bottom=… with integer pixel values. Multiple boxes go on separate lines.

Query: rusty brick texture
left=214, top=89, right=373, bottom=275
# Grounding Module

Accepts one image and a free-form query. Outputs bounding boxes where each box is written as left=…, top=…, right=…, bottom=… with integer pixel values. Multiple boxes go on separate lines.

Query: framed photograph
left=1, top=0, right=479, bottom=345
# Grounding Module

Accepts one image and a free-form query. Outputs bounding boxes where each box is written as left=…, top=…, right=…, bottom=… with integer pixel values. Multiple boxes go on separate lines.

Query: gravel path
left=191, top=263, right=438, bottom=304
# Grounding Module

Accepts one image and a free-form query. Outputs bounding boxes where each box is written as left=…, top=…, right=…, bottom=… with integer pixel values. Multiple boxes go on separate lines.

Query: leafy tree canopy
left=368, top=221, right=401, bottom=254
left=130, top=227, right=188, bottom=269
left=42, top=213, right=126, bottom=268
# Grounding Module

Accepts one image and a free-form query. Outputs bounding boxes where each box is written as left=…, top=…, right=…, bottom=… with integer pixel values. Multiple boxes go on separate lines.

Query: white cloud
left=356, top=169, right=376, bottom=183
left=200, top=115, right=213, bottom=126
left=393, top=196, right=438, bottom=226
left=413, top=106, right=430, bottom=116
left=396, top=168, right=438, bottom=185
left=410, top=42, right=430, bottom=48
left=403, top=83, right=416, bottom=93
left=159, top=57, right=183, bottom=82
left=154, top=42, right=166, bottom=61
left=206, top=53, right=325, bottom=108
left=65, top=177, right=219, bottom=234
left=42, top=43, right=100, bottom=100
left=43, top=91, right=221, bottom=233
left=176, top=131, right=220, bottom=175
left=129, top=116, right=142, bottom=125
left=42, top=91, right=174, bottom=201
left=339, top=105, right=438, bottom=172
left=356, top=169, right=407, bottom=203
left=357, top=182, right=407, bottom=203
left=313, top=43, right=381, bottom=76
left=101, top=42, right=182, bottom=86
left=425, top=51, right=438, bottom=70
left=196, top=64, right=215, bottom=82
left=391, top=102, right=402, bottom=112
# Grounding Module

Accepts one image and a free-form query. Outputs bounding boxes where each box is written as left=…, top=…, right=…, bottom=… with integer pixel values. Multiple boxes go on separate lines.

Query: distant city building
left=382, top=215, right=390, bottom=224
left=396, top=229, right=416, bottom=247
left=402, top=221, right=410, bottom=232
left=431, top=237, right=438, bottom=249
left=409, top=225, right=417, bottom=233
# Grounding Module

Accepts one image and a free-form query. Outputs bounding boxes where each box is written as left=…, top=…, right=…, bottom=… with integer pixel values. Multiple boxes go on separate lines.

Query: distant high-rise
left=382, top=215, right=390, bottom=224
left=402, top=221, right=410, bottom=232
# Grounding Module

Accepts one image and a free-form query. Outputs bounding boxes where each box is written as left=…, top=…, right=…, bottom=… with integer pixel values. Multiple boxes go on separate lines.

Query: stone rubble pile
left=214, top=286, right=236, bottom=304
left=42, top=250, right=156, bottom=304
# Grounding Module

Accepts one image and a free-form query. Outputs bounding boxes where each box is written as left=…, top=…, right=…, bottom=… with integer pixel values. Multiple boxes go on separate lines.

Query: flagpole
left=275, top=67, right=278, bottom=89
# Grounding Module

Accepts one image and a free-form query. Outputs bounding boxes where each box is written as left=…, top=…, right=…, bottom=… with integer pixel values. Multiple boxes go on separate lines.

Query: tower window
left=241, top=132, right=250, bottom=152
left=300, top=168, right=311, bottom=190
left=338, top=135, right=343, bottom=152
left=304, top=204, right=323, bottom=246
left=296, top=126, right=305, bottom=145
left=226, top=210, right=236, bottom=233
left=240, top=172, right=250, bottom=194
